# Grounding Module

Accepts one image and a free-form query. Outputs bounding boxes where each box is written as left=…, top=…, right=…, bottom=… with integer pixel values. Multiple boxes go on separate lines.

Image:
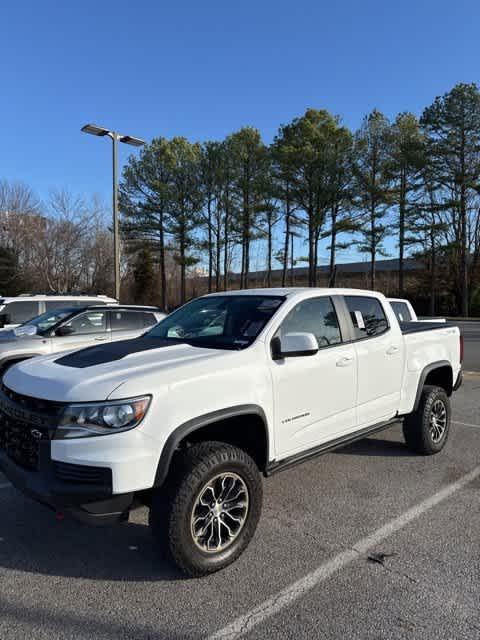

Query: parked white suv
left=0, top=305, right=165, bottom=373
left=0, top=288, right=463, bottom=576
left=0, top=294, right=118, bottom=330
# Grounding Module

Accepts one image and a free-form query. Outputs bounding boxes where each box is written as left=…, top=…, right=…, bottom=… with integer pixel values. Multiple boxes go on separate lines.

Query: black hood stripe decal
left=55, top=338, right=177, bottom=368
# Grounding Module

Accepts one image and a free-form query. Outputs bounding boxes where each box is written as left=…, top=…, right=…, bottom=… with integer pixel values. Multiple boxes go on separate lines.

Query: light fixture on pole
left=81, top=124, right=145, bottom=301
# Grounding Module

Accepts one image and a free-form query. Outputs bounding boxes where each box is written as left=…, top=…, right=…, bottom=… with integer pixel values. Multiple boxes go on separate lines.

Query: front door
left=269, top=296, right=357, bottom=458
left=52, top=309, right=111, bottom=352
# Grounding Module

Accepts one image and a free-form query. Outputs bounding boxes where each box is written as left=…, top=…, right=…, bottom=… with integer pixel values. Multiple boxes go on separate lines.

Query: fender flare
left=413, top=360, right=452, bottom=411
left=153, top=404, right=269, bottom=487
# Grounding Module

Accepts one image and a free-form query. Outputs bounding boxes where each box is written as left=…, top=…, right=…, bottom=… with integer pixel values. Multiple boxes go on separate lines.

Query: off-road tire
left=150, top=441, right=262, bottom=577
left=403, top=385, right=451, bottom=455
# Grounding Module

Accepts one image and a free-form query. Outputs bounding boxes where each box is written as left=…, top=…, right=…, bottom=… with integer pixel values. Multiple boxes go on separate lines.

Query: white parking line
left=453, top=420, right=480, bottom=429
left=0, top=482, right=11, bottom=490
left=208, top=465, right=480, bottom=640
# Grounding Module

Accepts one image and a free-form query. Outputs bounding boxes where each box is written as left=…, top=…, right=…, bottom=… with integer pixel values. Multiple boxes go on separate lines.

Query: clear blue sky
left=1, top=0, right=478, bottom=264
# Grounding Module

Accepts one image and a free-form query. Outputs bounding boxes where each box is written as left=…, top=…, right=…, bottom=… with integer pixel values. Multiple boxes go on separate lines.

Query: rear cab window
left=344, top=296, right=389, bottom=339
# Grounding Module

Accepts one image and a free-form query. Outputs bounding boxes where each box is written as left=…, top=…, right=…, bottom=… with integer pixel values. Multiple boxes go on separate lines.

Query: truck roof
left=205, top=287, right=385, bottom=298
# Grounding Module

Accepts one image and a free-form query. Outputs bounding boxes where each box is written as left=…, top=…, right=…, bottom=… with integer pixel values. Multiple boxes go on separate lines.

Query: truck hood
left=3, top=337, right=229, bottom=402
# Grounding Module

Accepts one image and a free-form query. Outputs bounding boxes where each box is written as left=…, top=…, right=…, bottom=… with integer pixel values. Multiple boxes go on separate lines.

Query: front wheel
left=403, top=385, right=451, bottom=455
left=150, top=441, right=263, bottom=577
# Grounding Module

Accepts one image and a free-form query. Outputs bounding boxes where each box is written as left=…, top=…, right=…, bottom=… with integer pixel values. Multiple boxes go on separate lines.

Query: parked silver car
left=0, top=305, right=165, bottom=374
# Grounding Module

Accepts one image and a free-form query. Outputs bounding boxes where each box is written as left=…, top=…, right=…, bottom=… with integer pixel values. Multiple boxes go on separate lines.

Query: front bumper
left=0, top=449, right=134, bottom=525
left=0, top=385, right=138, bottom=525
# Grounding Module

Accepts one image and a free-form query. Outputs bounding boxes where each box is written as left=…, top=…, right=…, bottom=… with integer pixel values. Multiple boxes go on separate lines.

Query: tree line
left=1, top=83, right=479, bottom=315
left=0, top=182, right=113, bottom=295
left=121, top=82, right=480, bottom=316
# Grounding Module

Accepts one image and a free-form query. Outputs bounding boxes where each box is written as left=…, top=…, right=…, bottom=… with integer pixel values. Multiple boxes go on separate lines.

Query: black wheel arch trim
left=154, top=404, right=270, bottom=487
left=413, top=360, right=452, bottom=411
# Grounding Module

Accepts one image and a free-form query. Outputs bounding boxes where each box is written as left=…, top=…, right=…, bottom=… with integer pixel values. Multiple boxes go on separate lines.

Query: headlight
left=55, top=396, right=151, bottom=439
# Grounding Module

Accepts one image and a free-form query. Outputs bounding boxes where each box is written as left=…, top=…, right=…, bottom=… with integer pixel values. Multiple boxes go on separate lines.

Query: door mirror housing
left=55, top=325, right=75, bottom=337
left=0, top=313, right=11, bottom=328
left=271, top=332, right=319, bottom=360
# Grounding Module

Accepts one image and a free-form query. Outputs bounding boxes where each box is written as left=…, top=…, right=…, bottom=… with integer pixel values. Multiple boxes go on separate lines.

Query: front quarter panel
left=106, top=342, right=275, bottom=489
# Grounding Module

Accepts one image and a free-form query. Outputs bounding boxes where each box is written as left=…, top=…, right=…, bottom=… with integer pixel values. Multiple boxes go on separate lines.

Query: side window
left=142, top=312, right=158, bottom=328
left=65, top=311, right=107, bottom=335
left=4, top=301, right=39, bottom=324
left=45, top=301, right=74, bottom=312
left=110, top=311, right=143, bottom=332
left=345, top=296, right=389, bottom=339
left=390, top=301, right=412, bottom=322
left=276, top=297, right=342, bottom=348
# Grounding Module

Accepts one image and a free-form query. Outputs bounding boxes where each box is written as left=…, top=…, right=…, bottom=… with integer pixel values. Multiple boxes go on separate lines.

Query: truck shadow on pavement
left=0, top=596, right=195, bottom=640
left=0, top=494, right=184, bottom=582
left=336, top=435, right=412, bottom=457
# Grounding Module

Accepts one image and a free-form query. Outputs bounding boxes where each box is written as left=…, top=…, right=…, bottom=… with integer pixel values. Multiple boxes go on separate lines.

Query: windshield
left=146, top=295, right=285, bottom=349
left=21, top=307, right=79, bottom=335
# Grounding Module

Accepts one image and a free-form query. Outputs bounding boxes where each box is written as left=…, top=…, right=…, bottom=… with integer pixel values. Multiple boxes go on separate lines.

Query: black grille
left=0, top=417, right=47, bottom=470
left=53, top=461, right=111, bottom=485
left=0, top=384, right=63, bottom=415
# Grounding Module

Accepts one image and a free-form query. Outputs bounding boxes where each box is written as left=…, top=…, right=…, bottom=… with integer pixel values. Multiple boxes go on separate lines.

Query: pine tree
left=353, top=110, right=392, bottom=290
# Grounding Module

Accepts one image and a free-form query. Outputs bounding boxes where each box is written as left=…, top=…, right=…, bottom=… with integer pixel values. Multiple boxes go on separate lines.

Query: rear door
left=269, top=295, right=358, bottom=457
left=343, top=295, right=404, bottom=427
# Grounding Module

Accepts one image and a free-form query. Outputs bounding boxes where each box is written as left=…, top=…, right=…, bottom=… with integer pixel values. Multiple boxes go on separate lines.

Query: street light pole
left=111, top=132, right=120, bottom=301
left=81, top=124, right=145, bottom=301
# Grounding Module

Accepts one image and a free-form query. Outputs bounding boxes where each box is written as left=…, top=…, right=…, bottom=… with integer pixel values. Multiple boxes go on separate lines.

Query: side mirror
left=271, top=332, right=319, bottom=360
left=56, top=325, right=75, bottom=337
left=0, top=313, right=11, bottom=328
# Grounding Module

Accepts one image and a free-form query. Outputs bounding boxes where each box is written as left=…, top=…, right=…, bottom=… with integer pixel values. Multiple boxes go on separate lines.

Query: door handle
left=386, top=345, right=399, bottom=355
left=336, top=356, right=354, bottom=367
left=94, top=336, right=108, bottom=341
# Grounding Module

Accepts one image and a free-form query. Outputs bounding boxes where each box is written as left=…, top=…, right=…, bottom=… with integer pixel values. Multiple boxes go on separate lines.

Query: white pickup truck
left=0, top=288, right=463, bottom=576
left=388, top=298, right=446, bottom=323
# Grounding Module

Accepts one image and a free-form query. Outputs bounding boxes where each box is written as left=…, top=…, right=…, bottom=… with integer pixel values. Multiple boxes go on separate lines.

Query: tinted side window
left=65, top=311, right=107, bottom=335
left=110, top=311, right=143, bottom=332
left=142, top=312, right=158, bottom=328
left=390, top=301, right=412, bottom=322
left=276, top=297, right=342, bottom=348
left=345, top=296, right=388, bottom=339
left=4, top=301, right=39, bottom=324
left=46, top=301, right=75, bottom=312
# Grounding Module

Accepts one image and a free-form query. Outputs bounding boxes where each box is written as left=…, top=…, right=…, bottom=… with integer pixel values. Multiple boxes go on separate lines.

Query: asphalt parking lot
left=0, top=325, right=479, bottom=639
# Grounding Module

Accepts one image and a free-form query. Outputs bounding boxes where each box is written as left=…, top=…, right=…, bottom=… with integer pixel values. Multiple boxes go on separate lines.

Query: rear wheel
left=403, top=385, right=451, bottom=455
left=150, top=441, right=263, bottom=577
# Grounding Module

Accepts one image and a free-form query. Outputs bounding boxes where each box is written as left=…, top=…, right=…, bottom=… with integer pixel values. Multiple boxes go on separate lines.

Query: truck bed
left=400, top=321, right=458, bottom=335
